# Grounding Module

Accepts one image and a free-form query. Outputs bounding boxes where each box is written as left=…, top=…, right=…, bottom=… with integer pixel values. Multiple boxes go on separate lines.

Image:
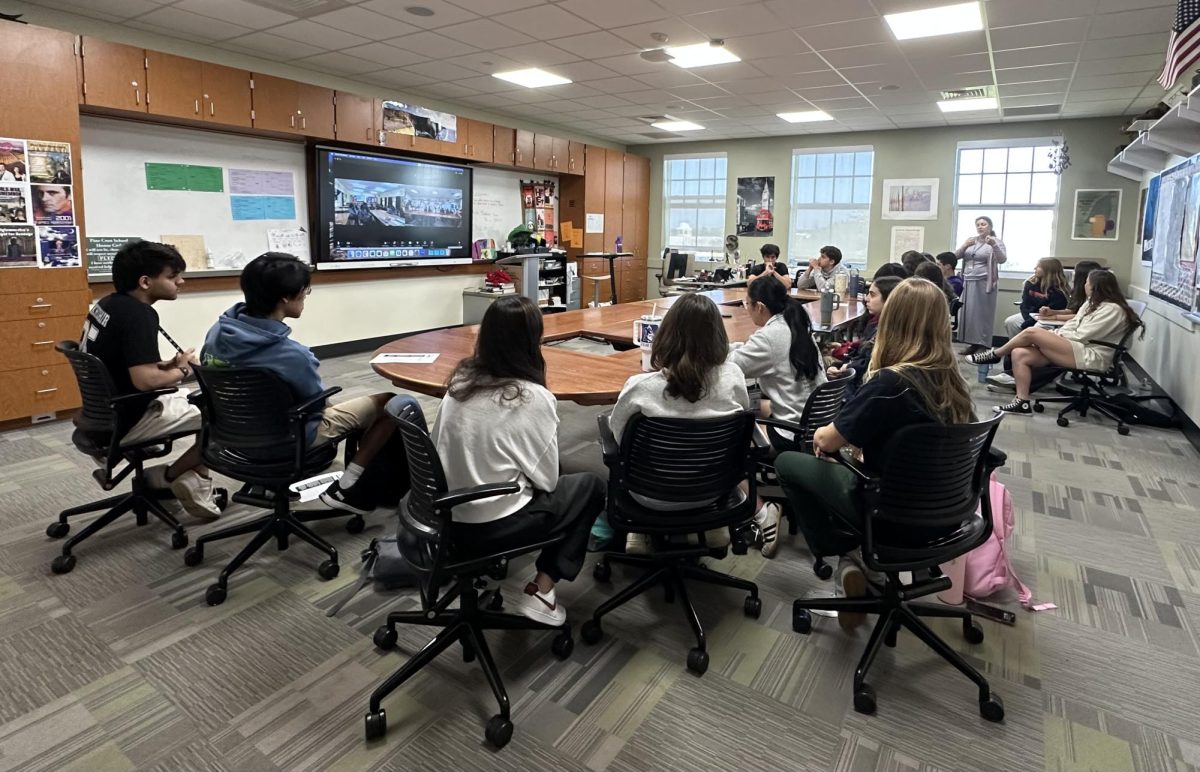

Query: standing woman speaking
left=955, top=216, right=1007, bottom=352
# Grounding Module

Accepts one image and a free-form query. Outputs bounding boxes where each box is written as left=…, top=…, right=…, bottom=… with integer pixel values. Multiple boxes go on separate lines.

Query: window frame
left=789, top=144, right=875, bottom=269
left=661, top=151, right=728, bottom=261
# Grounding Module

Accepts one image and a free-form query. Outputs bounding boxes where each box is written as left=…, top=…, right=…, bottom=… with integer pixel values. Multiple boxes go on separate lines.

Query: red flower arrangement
left=486, top=268, right=514, bottom=285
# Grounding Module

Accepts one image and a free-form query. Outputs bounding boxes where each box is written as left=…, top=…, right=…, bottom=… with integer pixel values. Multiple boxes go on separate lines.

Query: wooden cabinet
left=145, top=51, right=201, bottom=120
left=0, top=287, right=90, bottom=422
left=297, top=82, right=335, bottom=138
left=79, top=37, right=146, bottom=111
left=533, top=133, right=552, bottom=171
left=201, top=63, right=252, bottom=128
left=567, top=141, right=585, bottom=175
left=251, top=74, right=333, bottom=137
left=494, top=126, right=515, bottom=165
left=603, top=149, right=624, bottom=255
left=583, top=145, right=607, bottom=254
left=552, top=136, right=569, bottom=172
left=515, top=130, right=534, bottom=168
left=465, top=119, right=493, bottom=162
left=336, top=92, right=380, bottom=145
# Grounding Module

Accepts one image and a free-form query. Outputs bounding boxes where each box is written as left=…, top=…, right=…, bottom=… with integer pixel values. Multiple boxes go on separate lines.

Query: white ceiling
left=28, top=0, right=1175, bottom=143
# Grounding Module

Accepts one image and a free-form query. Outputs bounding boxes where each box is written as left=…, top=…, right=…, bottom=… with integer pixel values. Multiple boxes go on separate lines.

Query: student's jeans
left=774, top=452, right=862, bottom=557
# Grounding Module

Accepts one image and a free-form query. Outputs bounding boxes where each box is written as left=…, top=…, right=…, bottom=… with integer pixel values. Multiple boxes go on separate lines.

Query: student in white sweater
left=967, top=270, right=1142, bottom=416
left=433, top=295, right=605, bottom=627
left=727, top=274, right=826, bottom=558
left=609, top=293, right=751, bottom=554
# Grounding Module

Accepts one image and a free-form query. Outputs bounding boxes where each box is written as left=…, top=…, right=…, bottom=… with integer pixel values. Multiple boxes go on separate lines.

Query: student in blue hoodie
left=201, top=252, right=397, bottom=514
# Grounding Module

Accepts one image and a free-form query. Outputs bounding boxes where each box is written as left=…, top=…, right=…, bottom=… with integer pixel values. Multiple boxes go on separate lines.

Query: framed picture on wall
left=1072, top=188, right=1121, bottom=240
left=881, top=178, right=939, bottom=220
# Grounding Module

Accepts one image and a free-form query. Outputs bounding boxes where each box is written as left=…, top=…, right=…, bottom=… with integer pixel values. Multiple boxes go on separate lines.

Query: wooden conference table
left=374, top=288, right=866, bottom=406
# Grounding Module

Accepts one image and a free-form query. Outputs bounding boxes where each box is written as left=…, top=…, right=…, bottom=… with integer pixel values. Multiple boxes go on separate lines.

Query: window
left=790, top=147, right=874, bottom=268
left=663, top=153, right=727, bottom=259
left=953, top=140, right=1060, bottom=274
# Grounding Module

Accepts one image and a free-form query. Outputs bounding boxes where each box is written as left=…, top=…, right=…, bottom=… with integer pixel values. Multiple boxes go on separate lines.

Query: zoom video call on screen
left=317, top=148, right=472, bottom=269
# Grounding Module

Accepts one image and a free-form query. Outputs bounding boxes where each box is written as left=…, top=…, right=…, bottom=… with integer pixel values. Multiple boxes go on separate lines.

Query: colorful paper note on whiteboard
left=229, top=169, right=294, bottom=196
left=161, top=234, right=208, bottom=271
left=267, top=228, right=310, bottom=263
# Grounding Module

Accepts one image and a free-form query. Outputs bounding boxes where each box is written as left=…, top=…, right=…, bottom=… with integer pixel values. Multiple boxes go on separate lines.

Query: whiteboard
left=472, top=166, right=557, bottom=246
left=80, top=116, right=308, bottom=273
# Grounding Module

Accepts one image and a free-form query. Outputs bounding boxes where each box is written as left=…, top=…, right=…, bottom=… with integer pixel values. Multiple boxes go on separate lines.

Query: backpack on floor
left=1106, top=395, right=1178, bottom=429
left=962, top=475, right=1032, bottom=607
left=325, top=533, right=420, bottom=617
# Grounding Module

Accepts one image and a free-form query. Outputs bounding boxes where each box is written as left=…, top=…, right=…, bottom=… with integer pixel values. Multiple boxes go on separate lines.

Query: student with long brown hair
left=434, top=295, right=605, bottom=627
left=1038, top=260, right=1101, bottom=322
left=776, top=278, right=975, bottom=631
left=1003, top=257, right=1069, bottom=337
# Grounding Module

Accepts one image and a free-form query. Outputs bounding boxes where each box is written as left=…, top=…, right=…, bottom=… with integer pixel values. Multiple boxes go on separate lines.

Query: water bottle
left=615, top=235, right=623, bottom=253
left=819, top=286, right=840, bottom=326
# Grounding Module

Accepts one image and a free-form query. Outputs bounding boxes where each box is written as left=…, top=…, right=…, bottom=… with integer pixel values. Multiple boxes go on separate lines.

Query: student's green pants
left=774, top=451, right=863, bottom=556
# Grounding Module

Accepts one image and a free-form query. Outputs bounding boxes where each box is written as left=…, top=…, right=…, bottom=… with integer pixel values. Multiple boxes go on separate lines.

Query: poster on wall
left=27, top=141, right=72, bottom=184
left=1150, top=153, right=1200, bottom=310
left=37, top=225, right=80, bottom=268
left=889, top=226, right=925, bottom=260
left=0, top=138, right=27, bottom=183
left=1071, top=189, right=1121, bottom=240
left=381, top=101, right=457, bottom=143
left=882, top=178, right=938, bottom=220
left=0, top=224, right=37, bottom=268
left=736, top=176, right=774, bottom=236
left=1138, top=177, right=1158, bottom=259
left=0, top=185, right=30, bottom=223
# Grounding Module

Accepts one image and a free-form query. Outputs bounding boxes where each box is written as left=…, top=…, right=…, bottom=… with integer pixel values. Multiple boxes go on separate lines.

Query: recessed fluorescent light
left=937, top=96, right=997, bottom=112
left=492, top=68, right=571, bottom=88
left=884, top=2, right=982, bottom=41
left=652, top=120, right=704, bottom=131
left=665, top=42, right=740, bottom=69
left=777, top=110, right=833, bottom=123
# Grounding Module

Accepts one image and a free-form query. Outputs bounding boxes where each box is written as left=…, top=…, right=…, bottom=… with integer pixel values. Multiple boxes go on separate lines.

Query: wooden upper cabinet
left=552, top=136, right=569, bottom=172
left=251, top=73, right=299, bottom=132
left=467, top=119, right=493, bottom=162
left=568, top=141, right=585, bottom=175
left=335, top=92, right=379, bottom=144
left=515, top=130, right=534, bottom=168
left=201, top=63, right=252, bottom=127
left=145, top=51, right=202, bottom=120
left=297, top=82, right=335, bottom=138
left=533, top=133, right=555, bottom=171
left=494, top=126, right=515, bottom=166
left=80, top=37, right=146, bottom=112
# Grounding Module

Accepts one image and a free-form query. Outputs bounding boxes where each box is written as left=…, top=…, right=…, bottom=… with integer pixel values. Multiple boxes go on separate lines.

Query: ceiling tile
left=1002, top=94, right=1066, bottom=107
left=1072, top=72, right=1161, bottom=92
left=985, top=0, right=1096, bottom=27
left=919, top=73, right=995, bottom=92
left=556, top=0, right=668, bottom=29
left=446, top=0, right=544, bottom=13
left=304, top=8, right=420, bottom=40
left=493, top=42, right=582, bottom=67
left=493, top=4, right=599, bottom=38
left=1061, top=99, right=1134, bottom=114
left=293, top=51, right=382, bottom=75
left=997, top=79, right=1071, bottom=97
left=54, top=0, right=168, bottom=21
left=219, top=32, right=323, bottom=60
left=609, top=17, right=709, bottom=49
left=451, top=51, right=525, bottom=74
left=402, top=60, right=479, bottom=81
left=908, top=54, right=990, bottom=77
left=438, top=18, right=535, bottom=47
left=172, top=0, right=296, bottom=28
left=550, top=60, right=624, bottom=82
left=388, top=30, right=478, bottom=58
left=764, top=0, right=877, bottom=27
left=792, top=84, right=862, bottom=100
left=341, top=42, right=428, bottom=68
left=573, top=93, right=636, bottom=108
left=779, top=69, right=848, bottom=90
left=796, top=18, right=893, bottom=50
left=1067, top=87, right=1144, bottom=101
left=365, top=68, right=440, bottom=87
left=132, top=6, right=254, bottom=41
left=1080, top=33, right=1166, bottom=59
left=536, top=83, right=603, bottom=100
left=819, top=42, right=907, bottom=69
left=428, top=81, right=485, bottom=97
left=633, top=68, right=711, bottom=89
left=989, top=19, right=1087, bottom=51
left=995, top=63, right=1077, bottom=84
left=992, top=43, right=1081, bottom=68
left=588, top=76, right=656, bottom=93
left=359, top=0, right=479, bottom=29
left=1073, top=54, right=1164, bottom=76
left=594, top=53, right=670, bottom=75
left=549, top=30, right=641, bottom=60
left=708, top=75, right=793, bottom=94
left=623, top=88, right=683, bottom=105
left=1090, top=6, right=1177, bottom=38
left=270, top=20, right=370, bottom=49
left=747, top=53, right=827, bottom=76
left=685, top=4, right=787, bottom=37
left=811, top=95, right=872, bottom=109
left=666, top=82, right=733, bottom=100
left=899, top=30, right=990, bottom=60
left=452, top=75, right=523, bottom=92
left=723, top=30, right=804, bottom=60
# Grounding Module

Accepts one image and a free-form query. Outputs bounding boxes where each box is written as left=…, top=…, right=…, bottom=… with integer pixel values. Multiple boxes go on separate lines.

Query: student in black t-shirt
left=745, top=243, right=792, bottom=289
left=775, top=278, right=975, bottom=632
left=80, top=240, right=220, bottom=520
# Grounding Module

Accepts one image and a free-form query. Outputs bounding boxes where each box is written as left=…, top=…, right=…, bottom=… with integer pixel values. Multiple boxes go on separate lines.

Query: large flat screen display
left=315, top=147, right=472, bottom=269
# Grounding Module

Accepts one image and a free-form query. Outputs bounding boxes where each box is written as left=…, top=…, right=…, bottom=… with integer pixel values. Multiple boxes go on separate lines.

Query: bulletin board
left=79, top=115, right=309, bottom=277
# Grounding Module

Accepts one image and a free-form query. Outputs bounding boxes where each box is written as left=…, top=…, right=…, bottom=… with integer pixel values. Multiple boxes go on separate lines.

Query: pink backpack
left=962, top=474, right=1032, bottom=607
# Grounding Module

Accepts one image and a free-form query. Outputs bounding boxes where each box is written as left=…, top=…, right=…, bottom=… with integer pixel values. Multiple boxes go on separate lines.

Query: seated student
left=936, top=252, right=964, bottom=296
left=610, top=292, right=751, bottom=555
left=745, top=243, right=792, bottom=289
left=913, top=261, right=957, bottom=307
left=828, top=276, right=902, bottom=397
left=900, top=250, right=931, bottom=276
left=201, top=253, right=399, bottom=515
left=727, top=274, right=826, bottom=558
left=432, top=295, right=605, bottom=625
left=1038, top=260, right=1101, bottom=323
left=968, top=269, right=1142, bottom=416
left=871, top=262, right=909, bottom=281
left=80, top=240, right=221, bottom=520
left=1004, top=258, right=1068, bottom=338
left=776, top=278, right=975, bottom=631
left=794, top=245, right=848, bottom=291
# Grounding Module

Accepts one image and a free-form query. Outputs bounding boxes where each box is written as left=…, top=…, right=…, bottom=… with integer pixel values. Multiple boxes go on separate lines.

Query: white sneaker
left=754, top=502, right=782, bottom=559
left=986, top=373, right=1015, bottom=387
left=515, top=581, right=566, bottom=626
left=169, top=470, right=222, bottom=521
left=836, top=557, right=868, bottom=632
left=625, top=532, right=651, bottom=555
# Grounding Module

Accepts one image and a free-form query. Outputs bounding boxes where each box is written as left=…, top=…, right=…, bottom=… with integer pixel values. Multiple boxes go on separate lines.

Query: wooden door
left=568, top=141, right=585, bottom=175
left=604, top=149, right=624, bottom=257
left=469, top=120, right=494, bottom=162
left=515, top=130, right=534, bottom=168
left=494, top=126, right=515, bottom=165
left=335, top=92, right=378, bottom=144
left=144, top=51, right=201, bottom=120
left=552, top=136, right=569, bottom=172
left=533, top=133, right=554, bottom=171
left=201, top=63, right=252, bottom=127
left=583, top=146, right=606, bottom=254
left=80, top=37, right=146, bottom=111
left=297, top=82, right=335, bottom=138
left=452, top=117, right=474, bottom=159
left=251, top=73, right=299, bottom=133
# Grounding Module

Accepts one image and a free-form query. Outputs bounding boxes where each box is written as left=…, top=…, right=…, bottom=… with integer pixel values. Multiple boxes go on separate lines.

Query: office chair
left=1033, top=300, right=1151, bottom=435
left=584, top=412, right=763, bottom=675
left=655, top=248, right=691, bottom=297
left=365, top=399, right=572, bottom=748
left=183, top=366, right=362, bottom=605
left=45, top=342, right=226, bottom=574
left=790, top=415, right=1006, bottom=721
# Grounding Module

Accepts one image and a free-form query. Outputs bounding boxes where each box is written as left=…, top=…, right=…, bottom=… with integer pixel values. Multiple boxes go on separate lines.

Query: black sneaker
left=994, top=398, right=1032, bottom=416
left=320, top=481, right=374, bottom=515
left=968, top=348, right=1002, bottom=365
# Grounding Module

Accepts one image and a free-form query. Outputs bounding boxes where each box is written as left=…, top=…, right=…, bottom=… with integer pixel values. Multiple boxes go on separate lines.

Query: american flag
left=1158, top=0, right=1200, bottom=89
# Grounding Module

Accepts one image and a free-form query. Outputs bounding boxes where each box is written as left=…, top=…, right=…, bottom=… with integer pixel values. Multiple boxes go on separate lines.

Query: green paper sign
left=144, top=162, right=224, bottom=192
left=86, top=235, right=138, bottom=276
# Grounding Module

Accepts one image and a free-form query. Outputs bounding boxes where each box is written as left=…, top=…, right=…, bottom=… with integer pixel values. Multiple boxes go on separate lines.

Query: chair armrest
left=756, top=416, right=803, bottom=435
left=986, top=446, right=1007, bottom=471
left=597, top=413, right=620, bottom=460
left=435, top=482, right=521, bottom=510
left=1085, top=339, right=1122, bottom=350
left=832, top=447, right=875, bottom=484
left=290, top=387, right=342, bottom=418
left=111, top=387, right=177, bottom=407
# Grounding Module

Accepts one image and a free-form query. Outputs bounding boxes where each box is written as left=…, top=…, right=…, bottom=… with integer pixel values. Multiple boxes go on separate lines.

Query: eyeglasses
left=304, top=286, right=313, bottom=296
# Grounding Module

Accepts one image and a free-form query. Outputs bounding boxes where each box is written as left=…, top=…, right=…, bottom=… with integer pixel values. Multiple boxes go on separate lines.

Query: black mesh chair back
left=57, top=340, right=120, bottom=437
left=794, top=370, right=854, bottom=448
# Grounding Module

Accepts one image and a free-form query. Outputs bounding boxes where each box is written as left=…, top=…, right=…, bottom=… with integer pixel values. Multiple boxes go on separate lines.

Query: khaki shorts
left=122, top=391, right=202, bottom=445
left=314, top=395, right=383, bottom=446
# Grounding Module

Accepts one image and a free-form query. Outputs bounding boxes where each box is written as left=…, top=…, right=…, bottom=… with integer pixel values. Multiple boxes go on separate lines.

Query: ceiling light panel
left=492, top=68, right=572, bottom=88
left=937, top=96, right=997, bottom=112
left=884, top=2, right=982, bottom=41
left=651, top=120, right=705, bottom=131
left=665, top=42, right=741, bottom=68
left=777, top=110, right=834, bottom=122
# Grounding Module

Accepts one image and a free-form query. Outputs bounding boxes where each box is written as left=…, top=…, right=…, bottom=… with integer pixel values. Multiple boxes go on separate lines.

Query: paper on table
left=370, top=352, right=440, bottom=364
left=160, top=233, right=208, bottom=271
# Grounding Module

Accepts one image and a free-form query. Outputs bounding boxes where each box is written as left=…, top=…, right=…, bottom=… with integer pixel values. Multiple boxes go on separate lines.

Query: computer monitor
left=665, top=250, right=688, bottom=281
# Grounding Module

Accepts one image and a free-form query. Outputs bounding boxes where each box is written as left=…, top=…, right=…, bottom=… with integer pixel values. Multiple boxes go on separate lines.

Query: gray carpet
left=1, top=350, right=1198, bottom=772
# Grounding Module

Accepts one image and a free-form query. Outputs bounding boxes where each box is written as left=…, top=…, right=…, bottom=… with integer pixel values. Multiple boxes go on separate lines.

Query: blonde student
left=1004, top=258, right=1069, bottom=337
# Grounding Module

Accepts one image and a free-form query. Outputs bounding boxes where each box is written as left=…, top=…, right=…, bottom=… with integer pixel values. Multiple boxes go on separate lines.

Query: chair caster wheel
left=184, top=547, right=203, bottom=567
left=205, top=584, right=227, bottom=606
left=792, top=605, right=813, bottom=634
left=1032, top=402, right=1044, bottom=413
left=485, top=715, right=513, bottom=749
left=884, top=625, right=898, bottom=648
left=214, top=488, right=229, bottom=511
left=853, top=684, right=877, bottom=714
left=813, top=559, right=833, bottom=580
left=686, top=647, right=709, bottom=675
left=373, top=626, right=397, bottom=650
left=1117, top=424, right=1130, bottom=436
left=46, top=521, right=69, bottom=539
left=51, top=554, right=76, bottom=574
left=581, top=619, right=603, bottom=645
left=743, top=596, right=762, bottom=619
left=1057, top=416, right=1069, bottom=427
left=171, top=531, right=188, bottom=550
left=345, top=516, right=364, bottom=534
left=461, top=639, right=476, bottom=663
left=980, top=693, right=1005, bottom=722
left=552, top=630, right=574, bottom=659
left=364, top=710, right=387, bottom=741
left=487, top=591, right=504, bottom=611
left=318, top=560, right=339, bottom=580
left=730, top=538, right=748, bottom=555
left=964, top=619, right=985, bottom=644
left=593, top=561, right=611, bottom=582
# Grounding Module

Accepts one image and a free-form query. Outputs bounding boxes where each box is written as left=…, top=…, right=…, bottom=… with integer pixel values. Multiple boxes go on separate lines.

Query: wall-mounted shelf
left=1108, top=82, right=1200, bottom=181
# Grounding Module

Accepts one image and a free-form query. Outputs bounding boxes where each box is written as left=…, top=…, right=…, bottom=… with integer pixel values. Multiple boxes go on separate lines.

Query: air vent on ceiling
left=246, top=0, right=352, bottom=17
left=939, top=86, right=994, bottom=101
left=639, top=115, right=671, bottom=123
left=1002, top=104, right=1062, bottom=117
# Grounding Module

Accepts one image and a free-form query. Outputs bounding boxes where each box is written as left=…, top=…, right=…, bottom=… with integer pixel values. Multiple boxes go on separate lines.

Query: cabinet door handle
left=32, top=340, right=55, bottom=346
left=301, top=116, right=306, bottom=130
left=30, top=303, right=52, bottom=309
left=134, top=87, right=140, bottom=105
left=194, top=98, right=200, bottom=114
left=366, top=127, right=371, bottom=140
left=290, top=114, right=295, bottom=128
left=210, top=101, right=215, bottom=116
left=36, top=388, right=58, bottom=395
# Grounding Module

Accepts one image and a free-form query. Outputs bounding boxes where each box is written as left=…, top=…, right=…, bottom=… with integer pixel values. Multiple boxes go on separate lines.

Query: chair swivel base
left=365, top=580, right=572, bottom=748
left=1033, top=388, right=1145, bottom=436
left=791, top=575, right=1004, bottom=722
